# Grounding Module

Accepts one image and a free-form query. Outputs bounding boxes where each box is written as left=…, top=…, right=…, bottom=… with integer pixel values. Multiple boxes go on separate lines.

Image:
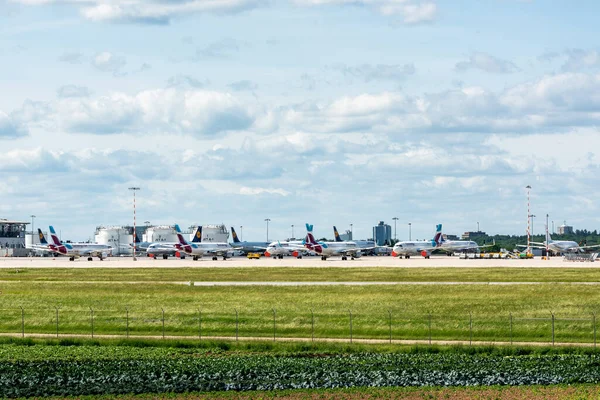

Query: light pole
left=392, top=217, right=398, bottom=241
left=350, top=224, right=353, bottom=240
left=128, top=187, right=140, bottom=261
left=264, top=218, right=271, bottom=242
left=526, top=185, right=531, bottom=253
left=291, top=224, right=294, bottom=239
left=477, top=222, right=480, bottom=232
left=408, top=222, right=412, bottom=241
left=240, top=226, right=243, bottom=241
left=546, top=213, right=549, bottom=258
left=30, top=214, right=36, bottom=246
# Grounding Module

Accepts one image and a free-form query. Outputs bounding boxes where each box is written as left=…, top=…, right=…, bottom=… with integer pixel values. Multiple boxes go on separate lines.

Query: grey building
left=373, top=221, right=392, bottom=246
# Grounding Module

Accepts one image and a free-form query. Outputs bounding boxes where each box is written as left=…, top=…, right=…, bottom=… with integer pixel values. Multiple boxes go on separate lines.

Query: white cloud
left=57, top=85, right=91, bottom=98
left=296, top=0, right=437, bottom=23
left=336, top=63, right=416, bottom=82
left=11, top=0, right=267, bottom=23
left=0, top=110, right=27, bottom=138
left=18, top=88, right=255, bottom=136
left=240, top=186, right=290, bottom=196
left=561, top=49, right=600, bottom=72
left=92, top=51, right=126, bottom=75
left=455, top=52, right=519, bottom=74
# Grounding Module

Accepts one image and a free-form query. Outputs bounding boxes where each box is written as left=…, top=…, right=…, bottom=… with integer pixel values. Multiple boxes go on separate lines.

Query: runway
left=0, top=255, right=593, bottom=268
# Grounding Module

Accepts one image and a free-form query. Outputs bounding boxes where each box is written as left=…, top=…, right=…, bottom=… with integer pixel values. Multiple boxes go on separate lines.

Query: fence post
left=310, top=309, right=314, bottom=343
left=469, top=311, right=473, bottom=346
left=90, top=307, right=94, bottom=338
left=348, top=309, right=353, bottom=344
left=551, top=312, right=555, bottom=346
left=593, top=312, right=597, bottom=349
left=161, top=308, right=165, bottom=339
left=388, top=310, right=392, bottom=344
left=198, top=308, right=202, bottom=340
left=19, top=306, right=24, bottom=338
left=235, top=309, right=239, bottom=341
left=272, top=308, right=276, bottom=342
left=428, top=313, right=432, bottom=345
left=510, top=313, right=513, bottom=345
left=54, top=306, right=59, bottom=338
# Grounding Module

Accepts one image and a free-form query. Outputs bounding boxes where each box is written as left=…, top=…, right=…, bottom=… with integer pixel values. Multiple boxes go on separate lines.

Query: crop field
left=2, top=344, right=600, bottom=397
left=0, top=267, right=600, bottom=344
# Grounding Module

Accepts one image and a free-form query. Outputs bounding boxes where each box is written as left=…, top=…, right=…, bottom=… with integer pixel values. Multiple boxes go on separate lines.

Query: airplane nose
left=391, top=251, right=397, bottom=257
left=264, top=251, right=271, bottom=257
left=292, top=251, right=298, bottom=257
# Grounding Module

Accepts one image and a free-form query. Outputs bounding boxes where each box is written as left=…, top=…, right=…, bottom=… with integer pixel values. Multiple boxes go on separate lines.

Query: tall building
left=558, top=223, right=573, bottom=235
left=372, top=221, right=392, bottom=246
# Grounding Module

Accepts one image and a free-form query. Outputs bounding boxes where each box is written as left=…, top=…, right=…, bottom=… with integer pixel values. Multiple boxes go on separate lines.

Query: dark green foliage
left=2, top=345, right=600, bottom=397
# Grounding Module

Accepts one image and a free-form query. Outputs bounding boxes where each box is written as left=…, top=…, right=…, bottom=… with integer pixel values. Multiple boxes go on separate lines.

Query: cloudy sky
left=1, top=0, right=599, bottom=241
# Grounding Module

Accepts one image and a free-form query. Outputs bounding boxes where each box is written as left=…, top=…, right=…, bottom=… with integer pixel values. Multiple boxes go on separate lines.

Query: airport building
left=461, top=231, right=487, bottom=240
left=373, top=221, right=392, bottom=246
left=95, top=224, right=229, bottom=255
left=558, top=224, right=574, bottom=235
left=0, top=218, right=30, bottom=256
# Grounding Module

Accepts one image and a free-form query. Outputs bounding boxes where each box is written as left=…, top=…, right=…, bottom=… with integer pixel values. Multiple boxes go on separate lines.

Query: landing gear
left=193, top=256, right=199, bottom=261
left=341, top=256, right=347, bottom=260
left=404, top=255, right=410, bottom=259
left=87, top=257, right=93, bottom=261
left=153, top=255, right=157, bottom=260
left=180, top=255, right=186, bottom=259
left=351, top=257, right=355, bottom=260
left=212, top=256, right=218, bottom=261
left=69, top=257, right=75, bottom=261
left=278, top=255, right=284, bottom=259
left=297, top=255, right=303, bottom=259
left=163, top=254, right=169, bottom=260
left=321, top=256, right=327, bottom=261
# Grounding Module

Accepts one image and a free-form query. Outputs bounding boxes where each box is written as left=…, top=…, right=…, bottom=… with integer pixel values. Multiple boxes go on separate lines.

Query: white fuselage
left=392, top=241, right=436, bottom=257
left=315, top=241, right=360, bottom=257
left=180, top=242, right=233, bottom=257
left=146, top=242, right=178, bottom=255
left=546, top=240, right=581, bottom=253
left=438, top=240, right=479, bottom=251
left=265, top=240, right=304, bottom=257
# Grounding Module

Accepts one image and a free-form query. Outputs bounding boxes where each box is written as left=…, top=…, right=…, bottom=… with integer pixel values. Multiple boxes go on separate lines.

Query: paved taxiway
left=0, top=255, right=593, bottom=268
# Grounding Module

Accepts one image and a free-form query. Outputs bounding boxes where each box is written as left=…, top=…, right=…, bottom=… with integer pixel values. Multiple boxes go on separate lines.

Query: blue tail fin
left=231, top=227, right=241, bottom=243
left=333, top=226, right=343, bottom=242
left=192, top=226, right=202, bottom=243
left=38, top=229, right=48, bottom=245
left=49, top=226, right=62, bottom=245
left=432, top=224, right=443, bottom=247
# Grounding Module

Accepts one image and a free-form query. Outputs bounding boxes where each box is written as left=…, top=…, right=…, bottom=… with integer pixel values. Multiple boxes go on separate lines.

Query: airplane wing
left=580, top=244, right=600, bottom=249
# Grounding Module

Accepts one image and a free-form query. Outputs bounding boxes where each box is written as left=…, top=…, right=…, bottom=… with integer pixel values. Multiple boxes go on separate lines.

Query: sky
left=1, top=0, right=600, bottom=242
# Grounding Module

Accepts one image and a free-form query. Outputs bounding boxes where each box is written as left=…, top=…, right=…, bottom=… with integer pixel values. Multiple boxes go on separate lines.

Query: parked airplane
left=145, top=226, right=202, bottom=259
left=391, top=224, right=443, bottom=259
left=304, top=223, right=368, bottom=260
left=523, top=235, right=600, bottom=254
left=230, top=227, right=271, bottom=254
left=46, top=226, right=112, bottom=261
left=436, top=225, right=495, bottom=253
left=264, top=240, right=306, bottom=259
left=174, top=225, right=233, bottom=260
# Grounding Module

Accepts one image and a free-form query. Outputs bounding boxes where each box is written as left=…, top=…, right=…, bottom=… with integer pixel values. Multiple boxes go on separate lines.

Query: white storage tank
left=188, top=224, right=229, bottom=243
left=95, top=226, right=133, bottom=255
left=143, top=226, right=177, bottom=243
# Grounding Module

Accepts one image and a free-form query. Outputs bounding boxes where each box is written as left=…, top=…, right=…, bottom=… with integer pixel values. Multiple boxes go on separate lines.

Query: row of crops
left=1, top=345, right=600, bottom=397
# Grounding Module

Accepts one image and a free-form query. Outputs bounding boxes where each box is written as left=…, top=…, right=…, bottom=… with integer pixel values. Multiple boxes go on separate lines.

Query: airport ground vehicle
left=247, top=252, right=261, bottom=259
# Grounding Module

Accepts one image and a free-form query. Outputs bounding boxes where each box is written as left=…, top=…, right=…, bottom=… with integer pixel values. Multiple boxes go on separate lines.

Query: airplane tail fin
left=305, top=223, right=318, bottom=245
left=333, top=226, right=343, bottom=242
left=174, top=224, right=189, bottom=245
left=432, top=224, right=443, bottom=247
left=192, top=226, right=203, bottom=243
left=230, top=227, right=241, bottom=243
left=49, top=226, right=62, bottom=245
left=38, top=229, right=48, bottom=245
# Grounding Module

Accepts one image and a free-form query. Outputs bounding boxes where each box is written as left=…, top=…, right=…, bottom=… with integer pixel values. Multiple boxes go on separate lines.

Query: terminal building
left=0, top=218, right=30, bottom=256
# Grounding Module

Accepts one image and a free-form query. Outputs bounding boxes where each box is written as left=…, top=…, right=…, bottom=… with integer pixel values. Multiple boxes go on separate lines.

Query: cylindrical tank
left=143, top=226, right=177, bottom=243
left=95, top=226, right=133, bottom=255
left=188, top=224, right=229, bottom=242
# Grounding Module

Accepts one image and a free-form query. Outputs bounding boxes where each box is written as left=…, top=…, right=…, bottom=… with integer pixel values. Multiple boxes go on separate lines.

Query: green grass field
left=1, top=266, right=599, bottom=343
left=2, top=266, right=600, bottom=282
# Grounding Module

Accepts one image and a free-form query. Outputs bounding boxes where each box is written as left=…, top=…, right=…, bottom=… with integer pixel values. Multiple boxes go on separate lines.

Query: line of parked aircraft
left=30, top=223, right=600, bottom=261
